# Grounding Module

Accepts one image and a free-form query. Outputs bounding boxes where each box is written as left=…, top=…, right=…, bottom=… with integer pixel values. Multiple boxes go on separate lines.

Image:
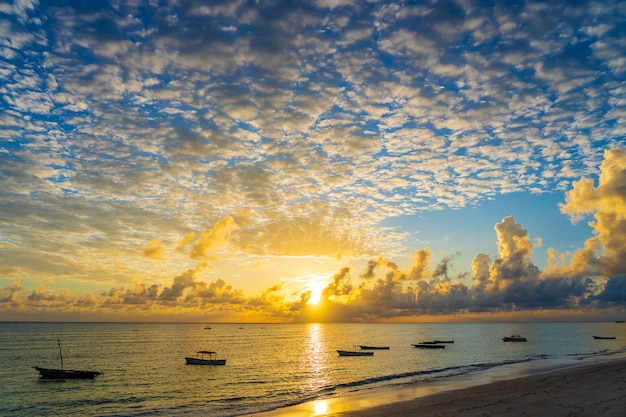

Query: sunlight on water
left=313, top=399, right=328, bottom=415
left=301, top=323, right=330, bottom=393
left=0, top=322, right=624, bottom=416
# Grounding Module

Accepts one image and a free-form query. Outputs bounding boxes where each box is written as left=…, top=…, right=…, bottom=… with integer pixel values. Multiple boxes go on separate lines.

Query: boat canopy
left=197, top=351, right=216, bottom=354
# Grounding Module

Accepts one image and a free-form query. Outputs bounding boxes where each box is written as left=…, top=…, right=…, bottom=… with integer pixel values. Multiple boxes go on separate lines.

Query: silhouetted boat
left=503, top=334, right=527, bottom=342
left=412, top=343, right=445, bottom=349
left=434, top=340, right=454, bottom=344
left=33, top=338, right=101, bottom=379
left=359, top=345, right=390, bottom=350
left=33, top=366, right=101, bottom=379
left=185, top=351, right=226, bottom=365
left=337, top=349, right=374, bottom=356
left=592, top=336, right=616, bottom=340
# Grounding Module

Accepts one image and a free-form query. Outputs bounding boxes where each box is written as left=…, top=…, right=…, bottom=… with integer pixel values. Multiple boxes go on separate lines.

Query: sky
left=1, top=0, right=626, bottom=322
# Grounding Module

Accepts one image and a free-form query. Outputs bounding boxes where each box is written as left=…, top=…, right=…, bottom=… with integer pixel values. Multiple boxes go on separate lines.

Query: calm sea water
left=1, top=322, right=625, bottom=416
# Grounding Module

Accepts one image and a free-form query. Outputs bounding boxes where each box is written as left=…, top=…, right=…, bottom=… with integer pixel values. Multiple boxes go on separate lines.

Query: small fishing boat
left=503, top=334, right=527, bottom=342
left=337, top=349, right=374, bottom=356
left=185, top=351, right=226, bottom=365
left=434, top=340, right=454, bottom=344
left=412, top=343, right=445, bottom=349
left=33, top=367, right=101, bottom=379
left=359, top=345, right=390, bottom=350
left=592, top=336, right=616, bottom=340
left=33, top=339, right=101, bottom=379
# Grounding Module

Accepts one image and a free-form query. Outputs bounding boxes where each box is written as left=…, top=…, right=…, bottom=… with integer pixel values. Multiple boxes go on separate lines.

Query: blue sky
left=1, top=0, right=625, bottom=322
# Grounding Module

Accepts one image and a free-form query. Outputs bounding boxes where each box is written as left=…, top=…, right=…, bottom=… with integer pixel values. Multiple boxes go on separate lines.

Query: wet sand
left=255, top=356, right=626, bottom=417
left=343, top=358, right=626, bottom=417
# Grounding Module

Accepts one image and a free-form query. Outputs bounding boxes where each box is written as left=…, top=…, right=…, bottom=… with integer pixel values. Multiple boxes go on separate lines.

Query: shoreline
left=253, top=352, right=626, bottom=416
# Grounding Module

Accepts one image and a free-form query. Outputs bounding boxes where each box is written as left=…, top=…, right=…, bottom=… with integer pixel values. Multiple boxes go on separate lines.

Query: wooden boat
left=33, top=366, right=101, bottom=379
left=359, top=345, right=390, bottom=350
left=592, top=336, right=616, bottom=340
left=412, top=343, right=445, bottom=349
left=33, top=339, right=101, bottom=379
left=185, top=351, right=226, bottom=365
left=337, top=349, right=374, bottom=356
left=503, top=334, right=527, bottom=342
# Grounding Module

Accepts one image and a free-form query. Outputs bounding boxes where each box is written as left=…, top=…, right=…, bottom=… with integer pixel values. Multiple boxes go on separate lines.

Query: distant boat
left=592, top=336, right=616, bottom=340
left=359, top=345, right=390, bottom=350
left=204, top=326, right=212, bottom=330
left=503, top=334, right=527, bottom=342
left=33, top=367, right=101, bottom=379
left=337, top=349, right=374, bottom=356
left=434, top=340, right=454, bottom=344
left=33, top=338, right=101, bottom=379
left=185, top=351, right=226, bottom=365
left=615, top=321, right=624, bottom=323
left=412, top=343, right=445, bottom=349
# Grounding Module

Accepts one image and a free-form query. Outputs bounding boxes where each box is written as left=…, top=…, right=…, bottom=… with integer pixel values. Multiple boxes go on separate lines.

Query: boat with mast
left=33, top=338, right=101, bottom=379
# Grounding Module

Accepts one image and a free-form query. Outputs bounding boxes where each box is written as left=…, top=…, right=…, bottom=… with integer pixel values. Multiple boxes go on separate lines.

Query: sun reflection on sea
left=300, top=323, right=330, bottom=394
left=313, top=400, right=328, bottom=415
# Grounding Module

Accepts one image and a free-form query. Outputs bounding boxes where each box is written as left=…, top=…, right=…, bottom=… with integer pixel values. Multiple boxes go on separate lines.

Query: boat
left=359, top=345, right=390, bottom=350
left=412, top=343, right=445, bottom=349
left=33, top=367, right=101, bottom=379
left=337, top=349, right=374, bottom=356
left=592, top=336, right=616, bottom=340
left=33, top=338, right=101, bottom=379
left=503, top=334, right=527, bottom=342
left=434, top=340, right=454, bottom=344
left=185, top=351, right=226, bottom=365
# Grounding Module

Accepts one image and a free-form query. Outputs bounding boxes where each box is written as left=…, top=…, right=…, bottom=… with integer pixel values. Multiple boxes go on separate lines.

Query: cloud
left=487, top=216, right=540, bottom=291
left=189, top=216, right=237, bottom=260
left=556, top=148, right=626, bottom=277
left=292, top=214, right=607, bottom=321
left=0, top=206, right=621, bottom=321
left=593, top=276, right=626, bottom=304
left=0, top=280, right=23, bottom=305
left=1, top=1, right=626, bottom=321
left=143, top=238, right=165, bottom=259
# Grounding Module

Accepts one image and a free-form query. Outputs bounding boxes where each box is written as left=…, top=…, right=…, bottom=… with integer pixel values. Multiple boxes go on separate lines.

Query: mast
left=57, top=338, right=64, bottom=370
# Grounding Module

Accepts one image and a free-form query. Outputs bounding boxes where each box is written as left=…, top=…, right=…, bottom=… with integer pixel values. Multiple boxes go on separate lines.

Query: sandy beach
left=343, top=358, right=626, bottom=417
left=258, top=356, right=626, bottom=417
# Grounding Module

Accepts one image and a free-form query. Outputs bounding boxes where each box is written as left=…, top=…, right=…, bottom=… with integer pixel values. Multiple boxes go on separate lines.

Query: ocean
left=1, top=322, right=624, bottom=416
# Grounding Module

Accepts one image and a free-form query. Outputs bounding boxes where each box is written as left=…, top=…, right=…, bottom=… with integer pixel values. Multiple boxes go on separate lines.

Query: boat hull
left=592, top=336, right=616, bottom=340
left=184, top=357, right=226, bottom=365
left=412, top=344, right=445, bottom=349
left=34, top=366, right=100, bottom=379
left=337, top=350, right=374, bottom=356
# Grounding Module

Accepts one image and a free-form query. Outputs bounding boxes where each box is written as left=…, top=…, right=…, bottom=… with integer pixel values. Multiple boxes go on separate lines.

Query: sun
left=308, top=281, right=326, bottom=305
